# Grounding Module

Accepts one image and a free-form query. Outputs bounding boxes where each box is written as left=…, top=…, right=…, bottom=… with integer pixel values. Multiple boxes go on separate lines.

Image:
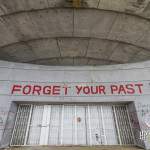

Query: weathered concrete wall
left=0, top=60, right=150, bottom=149
left=0, top=102, right=17, bottom=148
left=0, top=7, right=150, bottom=66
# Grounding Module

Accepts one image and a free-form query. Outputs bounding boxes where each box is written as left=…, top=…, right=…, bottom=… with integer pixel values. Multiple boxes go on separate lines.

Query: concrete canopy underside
left=0, top=0, right=150, bottom=65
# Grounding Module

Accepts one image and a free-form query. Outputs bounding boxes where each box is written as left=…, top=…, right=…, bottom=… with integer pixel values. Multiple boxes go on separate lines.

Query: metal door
left=27, top=105, right=43, bottom=145
left=11, top=104, right=135, bottom=146
left=113, top=105, right=134, bottom=145
left=48, top=105, right=61, bottom=145
left=87, top=105, right=104, bottom=145
left=61, top=105, right=75, bottom=145
left=39, top=105, right=51, bottom=145
left=10, top=105, right=32, bottom=146
left=76, top=105, right=87, bottom=145
left=103, top=105, right=118, bottom=145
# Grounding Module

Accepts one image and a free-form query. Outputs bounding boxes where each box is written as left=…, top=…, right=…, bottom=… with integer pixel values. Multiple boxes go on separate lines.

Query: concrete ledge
left=2, top=146, right=144, bottom=150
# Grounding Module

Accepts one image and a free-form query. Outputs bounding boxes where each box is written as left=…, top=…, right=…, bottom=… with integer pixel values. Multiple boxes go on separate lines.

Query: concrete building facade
left=0, top=61, right=149, bottom=149
left=0, top=0, right=150, bottom=149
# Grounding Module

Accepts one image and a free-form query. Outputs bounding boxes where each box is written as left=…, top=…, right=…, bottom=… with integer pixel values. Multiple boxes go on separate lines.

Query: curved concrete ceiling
left=0, top=0, right=150, bottom=66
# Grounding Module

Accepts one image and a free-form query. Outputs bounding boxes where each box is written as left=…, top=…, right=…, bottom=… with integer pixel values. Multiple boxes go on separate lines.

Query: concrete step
left=4, top=146, right=144, bottom=150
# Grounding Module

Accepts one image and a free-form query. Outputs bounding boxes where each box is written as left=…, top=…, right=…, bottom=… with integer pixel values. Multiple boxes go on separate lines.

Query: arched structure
left=0, top=1, right=150, bottom=150
left=0, top=0, right=150, bottom=65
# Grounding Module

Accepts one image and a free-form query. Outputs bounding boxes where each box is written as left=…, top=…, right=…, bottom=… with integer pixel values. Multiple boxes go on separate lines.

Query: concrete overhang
left=0, top=0, right=150, bottom=66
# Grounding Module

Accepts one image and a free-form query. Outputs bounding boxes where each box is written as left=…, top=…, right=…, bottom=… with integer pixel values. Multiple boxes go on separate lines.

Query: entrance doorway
left=10, top=104, right=134, bottom=146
